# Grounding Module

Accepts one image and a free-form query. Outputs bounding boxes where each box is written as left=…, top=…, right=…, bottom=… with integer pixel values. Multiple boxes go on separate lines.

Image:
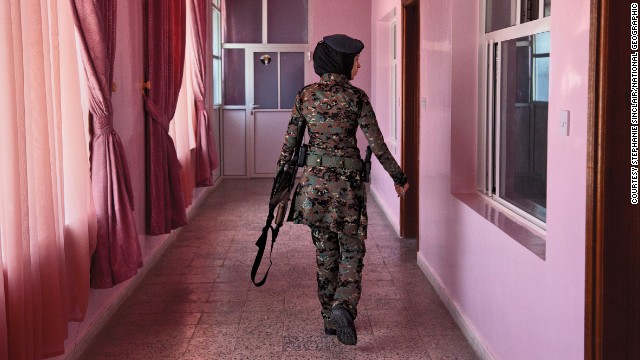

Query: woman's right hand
left=395, top=183, right=409, bottom=198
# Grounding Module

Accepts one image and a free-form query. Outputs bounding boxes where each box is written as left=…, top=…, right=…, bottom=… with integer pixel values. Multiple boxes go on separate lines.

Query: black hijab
left=313, top=34, right=364, bottom=78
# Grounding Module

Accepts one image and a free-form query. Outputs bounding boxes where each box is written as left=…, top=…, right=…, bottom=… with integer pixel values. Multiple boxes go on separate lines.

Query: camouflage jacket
left=277, top=73, right=407, bottom=240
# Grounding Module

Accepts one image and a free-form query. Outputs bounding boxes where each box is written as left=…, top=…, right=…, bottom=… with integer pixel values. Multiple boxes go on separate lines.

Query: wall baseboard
left=62, top=182, right=218, bottom=360
left=416, top=251, right=495, bottom=360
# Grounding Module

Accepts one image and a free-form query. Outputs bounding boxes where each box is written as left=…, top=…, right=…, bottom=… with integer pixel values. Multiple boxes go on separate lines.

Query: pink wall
left=308, top=0, right=372, bottom=94
left=368, top=0, right=403, bottom=232
left=410, top=0, right=590, bottom=359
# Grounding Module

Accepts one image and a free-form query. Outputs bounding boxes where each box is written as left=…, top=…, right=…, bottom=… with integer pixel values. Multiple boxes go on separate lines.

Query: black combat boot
left=324, top=319, right=337, bottom=335
left=331, top=305, right=357, bottom=345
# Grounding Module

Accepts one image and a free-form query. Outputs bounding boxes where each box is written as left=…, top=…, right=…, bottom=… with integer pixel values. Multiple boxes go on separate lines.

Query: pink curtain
left=0, top=0, right=96, bottom=357
left=144, top=0, right=188, bottom=235
left=171, top=70, right=196, bottom=207
left=70, top=0, right=143, bottom=288
left=190, top=0, right=219, bottom=186
left=0, top=241, right=6, bottom=360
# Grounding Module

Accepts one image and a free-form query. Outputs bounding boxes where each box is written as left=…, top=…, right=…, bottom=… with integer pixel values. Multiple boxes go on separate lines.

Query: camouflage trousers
left=311, top=226, right=366, bottom=325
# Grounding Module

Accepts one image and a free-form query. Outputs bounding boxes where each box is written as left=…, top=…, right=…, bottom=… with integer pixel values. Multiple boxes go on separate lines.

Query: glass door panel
left=267, top=0, right=308, bottom=43
left=280, top=52, right=305, bottom=110
left=222, top=46, right=308, bottom=178
left=250, top=48, right=307, bottom=177
left=253, top=52, right=279, bottom=109
left=223, top=49, right=245, bottom=105
left=224, top=0, right=262, bottom=43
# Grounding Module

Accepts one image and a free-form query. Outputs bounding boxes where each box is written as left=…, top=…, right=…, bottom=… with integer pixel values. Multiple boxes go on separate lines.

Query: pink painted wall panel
left=450, top=1, right=479, bottom=194
left=414, top=0, right=590, bottom=359
left=368, top=0, right=402, bottom=231
left=308, top=0, right=372, bottom=94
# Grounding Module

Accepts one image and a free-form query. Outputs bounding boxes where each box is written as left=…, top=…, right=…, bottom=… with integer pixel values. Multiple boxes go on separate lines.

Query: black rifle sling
left=251, top=113, right=306, bottom=287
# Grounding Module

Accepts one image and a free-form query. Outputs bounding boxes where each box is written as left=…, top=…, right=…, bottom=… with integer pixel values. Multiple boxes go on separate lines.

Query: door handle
left=251, top=104, right=260, bottom=109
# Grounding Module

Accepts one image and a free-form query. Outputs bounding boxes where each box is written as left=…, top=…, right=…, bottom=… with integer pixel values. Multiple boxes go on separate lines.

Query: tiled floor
left=80, top=179, right=478, bottom=360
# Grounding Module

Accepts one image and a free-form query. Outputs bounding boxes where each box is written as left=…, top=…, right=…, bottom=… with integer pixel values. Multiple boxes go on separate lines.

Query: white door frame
left=221, top=44, right=309, bottom=178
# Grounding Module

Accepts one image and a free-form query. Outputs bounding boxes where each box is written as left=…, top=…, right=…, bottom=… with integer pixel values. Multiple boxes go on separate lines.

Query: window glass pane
left=544, top=0, right=551, bottom=17
left=520, top=0, right=539, bottom=24
left=213, top=11, right=221, bottom=57
left=224, top=0, right=262, bottom=43
left=534, top=31, right=550, bottom=53
left=393, top=23, right=397, bottom=60
left=533, top=58, right=549, bottom=101
left=213, top=58, right=222, bottom=105
left=254, top=52, right=279, bottom=109
left=498, top=33, right=549, bottom=222
left=533, top=32, right=549, bottom=102
left=392, top=62, right=397, bottom=140
left=223, top=49, right=245, bottom=105
left=486, top=0, right=515, bottom=33
left=280, top=52, right=305, bottom=109
left=268, top=0, right=308, bottom=44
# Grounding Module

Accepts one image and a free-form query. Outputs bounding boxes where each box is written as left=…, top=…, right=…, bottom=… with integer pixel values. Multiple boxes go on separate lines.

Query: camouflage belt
left=305, top=155, right=364, bottom=171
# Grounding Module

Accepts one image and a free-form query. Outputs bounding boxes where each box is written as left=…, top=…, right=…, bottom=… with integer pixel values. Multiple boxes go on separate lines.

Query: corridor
left=79, top=179, right=477, bottom=359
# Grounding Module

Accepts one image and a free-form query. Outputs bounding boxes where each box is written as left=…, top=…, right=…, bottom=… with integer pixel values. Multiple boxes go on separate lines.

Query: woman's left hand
left=395, top=183, right=409, bottom=198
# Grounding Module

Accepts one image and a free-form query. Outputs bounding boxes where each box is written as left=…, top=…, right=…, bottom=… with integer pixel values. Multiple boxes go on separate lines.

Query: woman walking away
left=276, top=34, right=409, bottom=346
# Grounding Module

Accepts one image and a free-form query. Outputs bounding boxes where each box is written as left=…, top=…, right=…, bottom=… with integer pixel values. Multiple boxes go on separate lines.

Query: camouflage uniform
left=277, top=72, right=407, bottom=325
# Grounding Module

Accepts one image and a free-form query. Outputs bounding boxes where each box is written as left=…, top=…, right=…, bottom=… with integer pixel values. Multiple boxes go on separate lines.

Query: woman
left=277, top=34, right=409, bottom=345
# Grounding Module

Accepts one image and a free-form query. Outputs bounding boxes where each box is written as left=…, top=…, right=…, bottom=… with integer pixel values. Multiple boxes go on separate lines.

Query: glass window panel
left=392, top=62, right=397, bottom=140
left=486, top=0, right=515, bottom=33
left=212, top=11, right=221, bottom=57
left=224, top=49, right=245, bottom=105
left=533, top=58, right=549, bottom=102
left=533, top=32, right=549, bottom=102
left=267, top=0, right=308, bottom=44
left=498, top=34, right=548, bottom=222
left=224, top=0, right=262, bottom=43
left=280, top=52, right=305, bottom=110
left=544, top=0, right=551, bottom=17
left=393, top=23, right=397, bottom=60
left=213, top=58, right=222, bottom=105
left=254, top=52, right=279, bottom=109
left=520, top=0, right=539, bottom=23
left=534, top=31, right=550, bottom=54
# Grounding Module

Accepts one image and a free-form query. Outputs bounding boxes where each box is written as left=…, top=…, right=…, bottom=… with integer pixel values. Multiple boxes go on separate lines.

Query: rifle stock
left=252, top=117, right=307, bottom=287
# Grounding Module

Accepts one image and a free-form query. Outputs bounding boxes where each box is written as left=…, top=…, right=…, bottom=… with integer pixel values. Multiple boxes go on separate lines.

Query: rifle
left=251, top=118, right=307, bottom=287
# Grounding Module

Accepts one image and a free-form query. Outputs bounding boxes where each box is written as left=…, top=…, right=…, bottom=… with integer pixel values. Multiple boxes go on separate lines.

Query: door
left=586, top=0, right=640, bottom=358
left=401, top=0, right=420, bottom=240
left=221, top=45, right=308, bottom=178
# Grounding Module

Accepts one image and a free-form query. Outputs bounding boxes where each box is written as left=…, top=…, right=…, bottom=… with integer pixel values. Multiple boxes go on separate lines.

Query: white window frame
left=478, top=0, right=551, bottom=230
left=391, top=20, right=398, bottom=144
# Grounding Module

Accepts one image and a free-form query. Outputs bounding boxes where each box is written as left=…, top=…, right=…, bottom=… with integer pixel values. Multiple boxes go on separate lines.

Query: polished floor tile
left=79, top=179, right=478, bottom=360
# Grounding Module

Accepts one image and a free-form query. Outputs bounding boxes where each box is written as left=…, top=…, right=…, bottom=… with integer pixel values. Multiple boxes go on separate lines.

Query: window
left=223, top=0, right=308, bottom=44
left=212, top=1, right=222, bottom=105
left=481, top=0, right=550, bottom=227
left=391, top=21, right=398, bottom=143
